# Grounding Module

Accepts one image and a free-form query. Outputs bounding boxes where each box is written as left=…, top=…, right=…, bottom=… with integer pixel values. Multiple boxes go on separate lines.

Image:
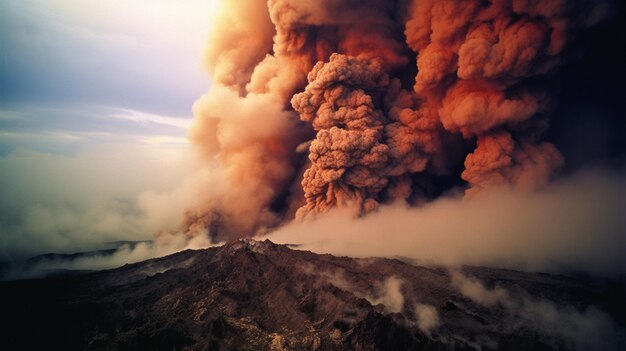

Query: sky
left=0, top=0, right=216, bottom=259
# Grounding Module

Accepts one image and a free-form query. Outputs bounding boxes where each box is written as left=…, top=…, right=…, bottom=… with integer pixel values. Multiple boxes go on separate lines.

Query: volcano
left=1, top=239, right=623, bottom=350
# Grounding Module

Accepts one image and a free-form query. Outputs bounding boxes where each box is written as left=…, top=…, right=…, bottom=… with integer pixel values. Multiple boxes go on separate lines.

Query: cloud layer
left=265, top=170, right=626, bottom=276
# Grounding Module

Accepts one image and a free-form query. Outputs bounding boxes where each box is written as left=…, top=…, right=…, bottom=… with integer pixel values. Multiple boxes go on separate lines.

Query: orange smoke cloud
left=462, top=131, right=564, bottom=195
left=185, top=0, right=606, bottom=240
left=292, top=54, right=391, bottom=217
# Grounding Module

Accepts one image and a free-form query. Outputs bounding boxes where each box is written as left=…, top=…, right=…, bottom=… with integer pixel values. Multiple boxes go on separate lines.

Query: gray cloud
left=0, top=142, right=194, bottom=260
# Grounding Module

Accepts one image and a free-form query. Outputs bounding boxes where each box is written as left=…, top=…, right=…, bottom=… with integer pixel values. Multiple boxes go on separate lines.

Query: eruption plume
left=187, top=0, right=606, bottom=240
left=292, top=54, right=391, bottom=217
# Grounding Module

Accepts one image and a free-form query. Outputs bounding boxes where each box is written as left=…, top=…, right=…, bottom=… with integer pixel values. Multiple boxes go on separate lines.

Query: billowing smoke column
left=292, top=54, right=391, bottom=217
left=187, top=0, right=605, bottom=240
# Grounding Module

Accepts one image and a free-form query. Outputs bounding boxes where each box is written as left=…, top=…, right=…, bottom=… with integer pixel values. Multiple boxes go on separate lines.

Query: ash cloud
left=264, top=170, right=626, bottom=277
left=185, top=0, right=614, bottom=244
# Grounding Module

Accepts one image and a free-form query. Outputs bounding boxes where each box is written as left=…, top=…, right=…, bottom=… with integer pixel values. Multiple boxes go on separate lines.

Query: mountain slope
left=0, top=239, right=624, bottom=350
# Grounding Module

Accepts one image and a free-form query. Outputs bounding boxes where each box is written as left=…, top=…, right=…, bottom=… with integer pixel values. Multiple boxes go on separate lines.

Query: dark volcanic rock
left=0, top=239, right=624, bottom=350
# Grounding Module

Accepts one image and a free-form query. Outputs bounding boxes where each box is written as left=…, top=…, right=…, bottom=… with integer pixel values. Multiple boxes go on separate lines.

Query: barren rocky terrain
left=1, top=239, right=624, bottom=350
